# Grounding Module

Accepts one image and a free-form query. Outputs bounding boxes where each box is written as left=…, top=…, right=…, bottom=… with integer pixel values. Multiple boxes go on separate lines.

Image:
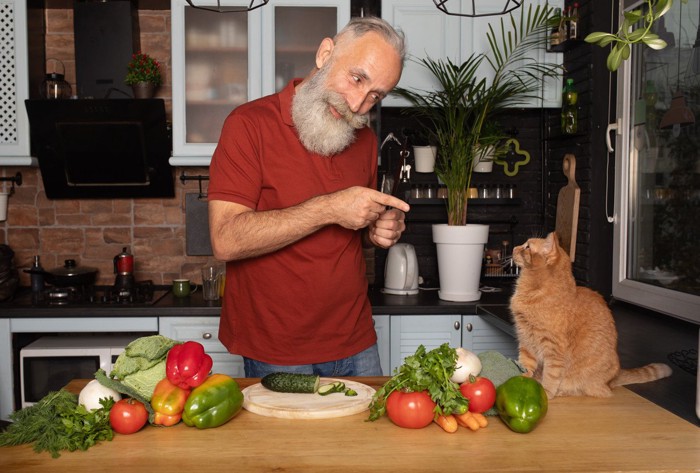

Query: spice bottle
left=550, top=8, right=563, bottom=47
left=568, top=3, right=579, bottom=40
left=561, top=78, right=578, bottom=134
left=30, top=255, right=45, bottom=293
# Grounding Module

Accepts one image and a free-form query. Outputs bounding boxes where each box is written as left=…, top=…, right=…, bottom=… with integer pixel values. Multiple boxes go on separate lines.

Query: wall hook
left=179, top=172, right=209, bottom=199
left=0, top=172, right=22, bottom=195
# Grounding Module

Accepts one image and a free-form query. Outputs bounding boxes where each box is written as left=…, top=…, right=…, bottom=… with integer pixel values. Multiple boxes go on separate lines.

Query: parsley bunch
left=0, top=390, right=115, bottom=458
left=368, top=343, right=469, bottom=421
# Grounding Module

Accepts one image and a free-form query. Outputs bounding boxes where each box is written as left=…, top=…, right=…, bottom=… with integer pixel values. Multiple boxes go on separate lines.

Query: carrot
left=471, top=412, right=489, bottom=428
left=434, top=414, right=459, bottom=433
left=455, top=411, right=480, bottom=431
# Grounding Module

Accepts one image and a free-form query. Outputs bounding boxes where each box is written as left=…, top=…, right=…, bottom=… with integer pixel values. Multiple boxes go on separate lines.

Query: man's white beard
left=291, top=66, right=370, bottom=156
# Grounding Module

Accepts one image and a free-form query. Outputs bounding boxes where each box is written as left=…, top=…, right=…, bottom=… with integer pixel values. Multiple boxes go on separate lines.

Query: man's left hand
left=366, top=208, right=406, bottom=249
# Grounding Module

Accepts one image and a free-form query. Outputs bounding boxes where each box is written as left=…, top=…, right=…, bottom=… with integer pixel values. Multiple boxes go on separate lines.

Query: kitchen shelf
left=408, top=198, right=522, bottom=206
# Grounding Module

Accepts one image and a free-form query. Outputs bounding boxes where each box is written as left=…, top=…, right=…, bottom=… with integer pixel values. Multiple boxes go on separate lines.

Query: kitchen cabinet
left=461, top=315, right=518, bottom=359
left=388, top=314, right=517, bottom=373
left=381, top=0, right=563, bottom=108
left=159, top=316, right=245, bottom=378
left=0, top=0, right=33, bottom=166
left=389, top=314, right=462, bottom=373
left=373, top=315, right=391, bottom=375
left=170, top=0, right=350, bottom=166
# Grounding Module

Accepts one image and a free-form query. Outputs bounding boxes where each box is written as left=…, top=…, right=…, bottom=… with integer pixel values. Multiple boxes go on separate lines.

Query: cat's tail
left=609, top=363, right=673, bottom=387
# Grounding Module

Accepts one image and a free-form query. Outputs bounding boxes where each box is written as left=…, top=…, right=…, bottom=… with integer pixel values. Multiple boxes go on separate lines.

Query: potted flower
left=392, top=3, right=562, bottom=301
left=125, top=52, right=162, bottom=98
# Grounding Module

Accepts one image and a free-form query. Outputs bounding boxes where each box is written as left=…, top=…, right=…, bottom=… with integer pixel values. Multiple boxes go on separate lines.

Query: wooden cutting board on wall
left=555, top=154, right=580, bottom=262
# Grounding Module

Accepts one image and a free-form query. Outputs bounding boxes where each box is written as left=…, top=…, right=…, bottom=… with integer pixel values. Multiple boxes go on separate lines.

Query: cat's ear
left=543, top=232, right=559, bottom=256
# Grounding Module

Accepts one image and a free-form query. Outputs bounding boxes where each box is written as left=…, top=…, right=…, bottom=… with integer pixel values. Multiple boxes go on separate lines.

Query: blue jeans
left=243, top=344, right=383, bottom=378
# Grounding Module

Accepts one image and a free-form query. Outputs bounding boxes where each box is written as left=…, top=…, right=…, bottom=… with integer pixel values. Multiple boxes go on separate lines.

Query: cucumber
left=261, top=372, right=320, bottom=393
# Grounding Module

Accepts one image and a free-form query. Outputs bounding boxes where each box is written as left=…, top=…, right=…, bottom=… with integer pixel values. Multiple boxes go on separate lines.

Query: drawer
left=159, top=316, right=226, bottom=353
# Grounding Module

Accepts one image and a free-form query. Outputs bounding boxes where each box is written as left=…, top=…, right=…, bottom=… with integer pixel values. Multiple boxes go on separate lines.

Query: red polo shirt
left=208, top=80, right=378, bottom=365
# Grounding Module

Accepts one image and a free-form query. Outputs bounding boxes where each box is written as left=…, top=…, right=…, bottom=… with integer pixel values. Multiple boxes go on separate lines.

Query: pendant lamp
left=433, top=0, right=522, bottom=17
left=185, top=0, right=268, bottom=13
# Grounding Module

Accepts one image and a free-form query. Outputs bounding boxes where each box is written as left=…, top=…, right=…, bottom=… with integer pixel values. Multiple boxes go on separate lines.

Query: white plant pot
left=432, top=223, right=489, bottom=301
left=413, top=145, right=437, bottom=173
left=472, top=146, right=495, bottom=173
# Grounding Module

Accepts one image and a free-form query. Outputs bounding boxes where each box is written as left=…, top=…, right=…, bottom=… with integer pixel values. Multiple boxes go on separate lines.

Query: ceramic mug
left=172, top=279, right=197, bottom=297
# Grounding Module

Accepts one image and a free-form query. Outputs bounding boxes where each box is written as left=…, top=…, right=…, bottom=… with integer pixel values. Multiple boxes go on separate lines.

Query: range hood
left=25, top=99, right=174, bottom=199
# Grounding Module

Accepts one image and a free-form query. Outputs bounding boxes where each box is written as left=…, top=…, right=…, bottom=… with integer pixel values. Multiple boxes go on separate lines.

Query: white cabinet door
left=462, top=315, right=518, bottom=359
left=159, top=316, right=244, bottom=377
left=381, top=0, right=461, bottom=107
left=0, top=0, right=32, bottom=164
left=373, top=315, right=391, bottom=375
left=171, top=0, right=349, bottom=164
left=389, top=315, right=462, bottom=373
left=382, top=0, right=562, bottom=108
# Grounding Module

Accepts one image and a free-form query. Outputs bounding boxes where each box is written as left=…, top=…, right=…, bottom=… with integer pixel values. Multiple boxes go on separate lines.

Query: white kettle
left=384, top=243, right=419, bottom=295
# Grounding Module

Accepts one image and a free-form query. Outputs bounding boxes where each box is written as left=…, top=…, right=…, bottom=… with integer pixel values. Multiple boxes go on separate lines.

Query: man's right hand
left=324, top=186, right=410, bottom=231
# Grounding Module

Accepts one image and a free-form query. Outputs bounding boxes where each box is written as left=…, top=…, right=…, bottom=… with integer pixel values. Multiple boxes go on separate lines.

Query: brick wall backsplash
left=0, top=7, right=205, bottom=286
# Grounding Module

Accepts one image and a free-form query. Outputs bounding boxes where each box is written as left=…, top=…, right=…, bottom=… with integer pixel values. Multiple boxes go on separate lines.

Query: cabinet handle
left=465, top=323, right=473, bottom=332
left=202, top=332, right=212, bottom=340
left=454, top=321, right=461, bottom=330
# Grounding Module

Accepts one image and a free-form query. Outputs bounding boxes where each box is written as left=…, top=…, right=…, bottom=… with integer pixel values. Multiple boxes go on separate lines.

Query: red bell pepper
left=166, top=341, right=213, bottom=389
left=151, top=377, right=190, bottom=426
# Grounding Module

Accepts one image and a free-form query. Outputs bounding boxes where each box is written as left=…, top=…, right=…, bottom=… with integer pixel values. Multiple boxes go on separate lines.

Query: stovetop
left=12, top=282, right=170, bottom=307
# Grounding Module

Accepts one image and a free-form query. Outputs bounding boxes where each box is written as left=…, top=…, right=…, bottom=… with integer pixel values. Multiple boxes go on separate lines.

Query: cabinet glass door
left=612, top=0, right=700, bottom=323
left=184, top=8, right=248, bottom=144
left=261, top=1, right=350, bottom=96
left=171, top=1, right=262, bottom=159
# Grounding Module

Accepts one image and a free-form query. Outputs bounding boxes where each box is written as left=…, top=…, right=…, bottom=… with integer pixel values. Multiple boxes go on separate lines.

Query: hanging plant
left=584, top=0, right=678, bottom=71
left=125, top=52, right=163, bottom=86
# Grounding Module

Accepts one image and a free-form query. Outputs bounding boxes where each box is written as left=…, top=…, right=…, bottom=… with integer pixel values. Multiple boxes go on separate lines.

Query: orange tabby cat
left=510, top=232, right=672, bottom=398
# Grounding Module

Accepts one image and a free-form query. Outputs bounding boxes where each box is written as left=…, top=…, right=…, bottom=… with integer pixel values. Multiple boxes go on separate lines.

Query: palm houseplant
left=392, top=3, right=563, bottom=301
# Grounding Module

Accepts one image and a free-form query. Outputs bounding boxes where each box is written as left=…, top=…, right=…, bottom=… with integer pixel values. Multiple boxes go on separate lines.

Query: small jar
left=494, top=184, right=504, bottom=199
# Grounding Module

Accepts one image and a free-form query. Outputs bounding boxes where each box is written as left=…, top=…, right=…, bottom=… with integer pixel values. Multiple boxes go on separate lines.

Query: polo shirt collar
left=280, top=78, right=303, bottom=127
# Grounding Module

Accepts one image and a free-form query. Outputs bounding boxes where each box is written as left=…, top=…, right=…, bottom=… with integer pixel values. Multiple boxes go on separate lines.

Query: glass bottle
left=550, top=8, right=563, bottom=47
left=561, top=78, right=578, bottom=134
left=568, top=3, right=579, bottom=40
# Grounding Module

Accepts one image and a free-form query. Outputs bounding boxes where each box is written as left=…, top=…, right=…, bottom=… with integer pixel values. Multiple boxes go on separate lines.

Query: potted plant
left=125, top=52, right=162, bottom=98
left=392, top=3, right=562, bottom=301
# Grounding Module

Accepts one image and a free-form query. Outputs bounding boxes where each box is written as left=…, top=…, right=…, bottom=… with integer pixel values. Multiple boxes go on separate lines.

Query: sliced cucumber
left=344, top=388, right=358, bottom=396
left=317, top=381, right=346, bottom=396
left=261, top=372, right=320, bottom=393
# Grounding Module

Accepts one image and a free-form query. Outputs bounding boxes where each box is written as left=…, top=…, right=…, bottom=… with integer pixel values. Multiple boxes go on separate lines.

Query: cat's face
left=512, top=232, right=560, bottom=269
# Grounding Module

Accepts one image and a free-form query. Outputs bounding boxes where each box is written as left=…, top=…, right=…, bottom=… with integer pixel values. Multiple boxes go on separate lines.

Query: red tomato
left=385, top=390, right=436, bottom=429
left=459, top=376, right=497, bottom=413
left=109, top=398, right=149, bottom=434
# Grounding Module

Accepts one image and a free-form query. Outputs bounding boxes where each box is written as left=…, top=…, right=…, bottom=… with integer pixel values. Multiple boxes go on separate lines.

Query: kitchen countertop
left=1, top=377, right=698, bottom=473
left=0, top=284, right=515, bottom=317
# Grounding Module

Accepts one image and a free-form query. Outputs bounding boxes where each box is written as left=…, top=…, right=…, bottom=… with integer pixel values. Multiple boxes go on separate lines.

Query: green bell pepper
left=182, top=374, right=243, bottom=429
left=495, top=376, right=548, bottom=433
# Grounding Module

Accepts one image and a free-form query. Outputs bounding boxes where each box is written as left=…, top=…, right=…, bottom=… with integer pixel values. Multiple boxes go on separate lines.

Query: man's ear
left=315, top=37, right=335, bottom=69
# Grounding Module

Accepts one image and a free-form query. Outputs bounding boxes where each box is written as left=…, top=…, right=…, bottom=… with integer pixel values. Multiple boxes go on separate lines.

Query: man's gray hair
left=334, top=16, right=406, bottom=68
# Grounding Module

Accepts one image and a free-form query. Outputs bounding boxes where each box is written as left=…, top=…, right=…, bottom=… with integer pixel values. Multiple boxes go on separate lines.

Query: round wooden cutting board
left=242, top=378, right=376, bottom=419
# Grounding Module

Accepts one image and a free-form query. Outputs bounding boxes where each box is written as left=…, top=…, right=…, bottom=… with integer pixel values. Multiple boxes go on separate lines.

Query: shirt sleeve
left=208, top=109, right=263, bottom=210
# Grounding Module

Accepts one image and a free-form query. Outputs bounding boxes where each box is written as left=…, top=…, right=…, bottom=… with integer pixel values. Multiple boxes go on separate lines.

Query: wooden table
left=1, top=377, right=698, bottom=472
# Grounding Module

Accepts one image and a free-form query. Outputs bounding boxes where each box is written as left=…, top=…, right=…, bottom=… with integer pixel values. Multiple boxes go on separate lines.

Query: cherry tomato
left=385, top=390, right=436, bottom=429
left=459, top=376, right=497, bottom=413
left=109, top=398, right=149, bottom=434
